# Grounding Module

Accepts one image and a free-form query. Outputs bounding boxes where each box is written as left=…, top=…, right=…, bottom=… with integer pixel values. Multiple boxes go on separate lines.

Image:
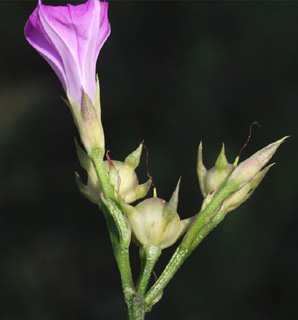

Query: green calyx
left=105, top=144, right=151, bottom=204
left=120, top=181, right=192, bottom=250
left=197, top=142, right=235, bottom=197
left=75, top=142, right=151, bottom=205
left=66, top=77, right=105, bottom=155
left=197, top=137, right=288, bottom=215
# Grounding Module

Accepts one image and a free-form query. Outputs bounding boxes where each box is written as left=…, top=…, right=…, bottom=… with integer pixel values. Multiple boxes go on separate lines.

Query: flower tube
left=25, top=0, right=110, bottom=153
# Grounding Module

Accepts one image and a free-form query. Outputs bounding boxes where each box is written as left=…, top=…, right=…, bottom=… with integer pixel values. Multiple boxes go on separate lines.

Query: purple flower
left=25, top=0, right=110, bottom=105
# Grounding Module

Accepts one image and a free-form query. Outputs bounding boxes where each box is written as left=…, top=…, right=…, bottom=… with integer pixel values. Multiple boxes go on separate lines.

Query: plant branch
left=144, top=184, right=237, bottom=309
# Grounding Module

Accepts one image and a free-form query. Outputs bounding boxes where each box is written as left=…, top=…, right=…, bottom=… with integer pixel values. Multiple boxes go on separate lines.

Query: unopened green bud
left=105, top=144, right=151, bottom=203
left=197, top=142, right=234, bottom=197
left=120, top=181, right=190, bottom=249
left=197, top=137, right=287, bottom=217
left=220, top=164, right=273, bottom=215
left=227, top=137, right=288, bottom=189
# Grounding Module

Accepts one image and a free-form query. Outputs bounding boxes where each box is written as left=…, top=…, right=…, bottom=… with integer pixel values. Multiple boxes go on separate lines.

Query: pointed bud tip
left=81, top=89, right=97, bottom=120
left=172, top=177, right=181, bottom=198
left=276, top=136, right=290, bottom=145
left=197, top=141, right=208, bottom=197
left=177, top=177, right=181, bottom=188
left=124, top=143, right=143, bottom=169
left=228, top=136, right=288, bottom=189
left=215, top=143, right=229, bottom=171
left=164, top=179, right=181, bottom=220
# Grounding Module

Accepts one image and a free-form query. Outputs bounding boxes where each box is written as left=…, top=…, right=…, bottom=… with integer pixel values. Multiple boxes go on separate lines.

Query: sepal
left=124, top=143, right=143, bottom=169
left=197, top=142, right=235, bottom=197
left=227, top=137, right=288, bottom=189
left=105, top=144, right=151, bottom=203
left=67, top=77, right=105, bottom=154
left=75, top=139, right=101, bottom=204
left=75, top=171, right=100, bottom=204
left=197, top=142, right=207, bottom=197
left=162, top=179, right=180, bottom=222
left=222, top=164, right=273, bottom=214
left=120, top=182, right=186, bottom=249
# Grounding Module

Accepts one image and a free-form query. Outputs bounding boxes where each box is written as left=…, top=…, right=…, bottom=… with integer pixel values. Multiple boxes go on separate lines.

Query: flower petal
left=24, top=0, right=111, bottom=105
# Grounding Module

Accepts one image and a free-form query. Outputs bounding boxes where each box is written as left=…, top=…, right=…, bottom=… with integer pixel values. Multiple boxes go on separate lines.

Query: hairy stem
left=137, top=245, right=161, bottom=296
left=92, top=148, right=141, bottom=318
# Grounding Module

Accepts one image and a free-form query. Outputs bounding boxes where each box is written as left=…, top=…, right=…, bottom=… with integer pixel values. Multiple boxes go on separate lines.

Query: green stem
left=91, top=148, right=130, bottom=245
left=90, top=148, right=114, bottom=199
left=101, top=210, right=147, bottom=320
left=144, top=245, right=188, bottom=309
left=91, top=148, right=141, bottom=318
left=126, top=294, right=146, bottom=320
left=100, top=205, right=136, bottom=306
left=181, top=184, right=235, bottom=249
left=136, top=245, right=161, bottom=296
left=189, top=206, right=228, bottom=253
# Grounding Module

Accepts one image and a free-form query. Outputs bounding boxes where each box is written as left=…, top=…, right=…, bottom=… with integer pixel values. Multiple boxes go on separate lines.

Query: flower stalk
left=93, top=150, right=141, bottom=318
left=137, top=245, right=162, bottom=296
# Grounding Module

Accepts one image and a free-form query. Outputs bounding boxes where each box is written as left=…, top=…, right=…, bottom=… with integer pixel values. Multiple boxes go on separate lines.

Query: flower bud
left=105, top=144, right=151, bottom=203
left=120, top=181, right=191, bottom=249
left=197, top=142, right=235, bottom=197
left=227, top=137, right=288, bottom=189
left=75, top=143, right=151, bottom=205
left=198, top=137, right=287, bottom=217
left=220, top=164, right=273, bottom=215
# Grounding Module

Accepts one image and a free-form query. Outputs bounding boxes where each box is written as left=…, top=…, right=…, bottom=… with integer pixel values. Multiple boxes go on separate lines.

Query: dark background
left=0, top=1, right=297, bottom=319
